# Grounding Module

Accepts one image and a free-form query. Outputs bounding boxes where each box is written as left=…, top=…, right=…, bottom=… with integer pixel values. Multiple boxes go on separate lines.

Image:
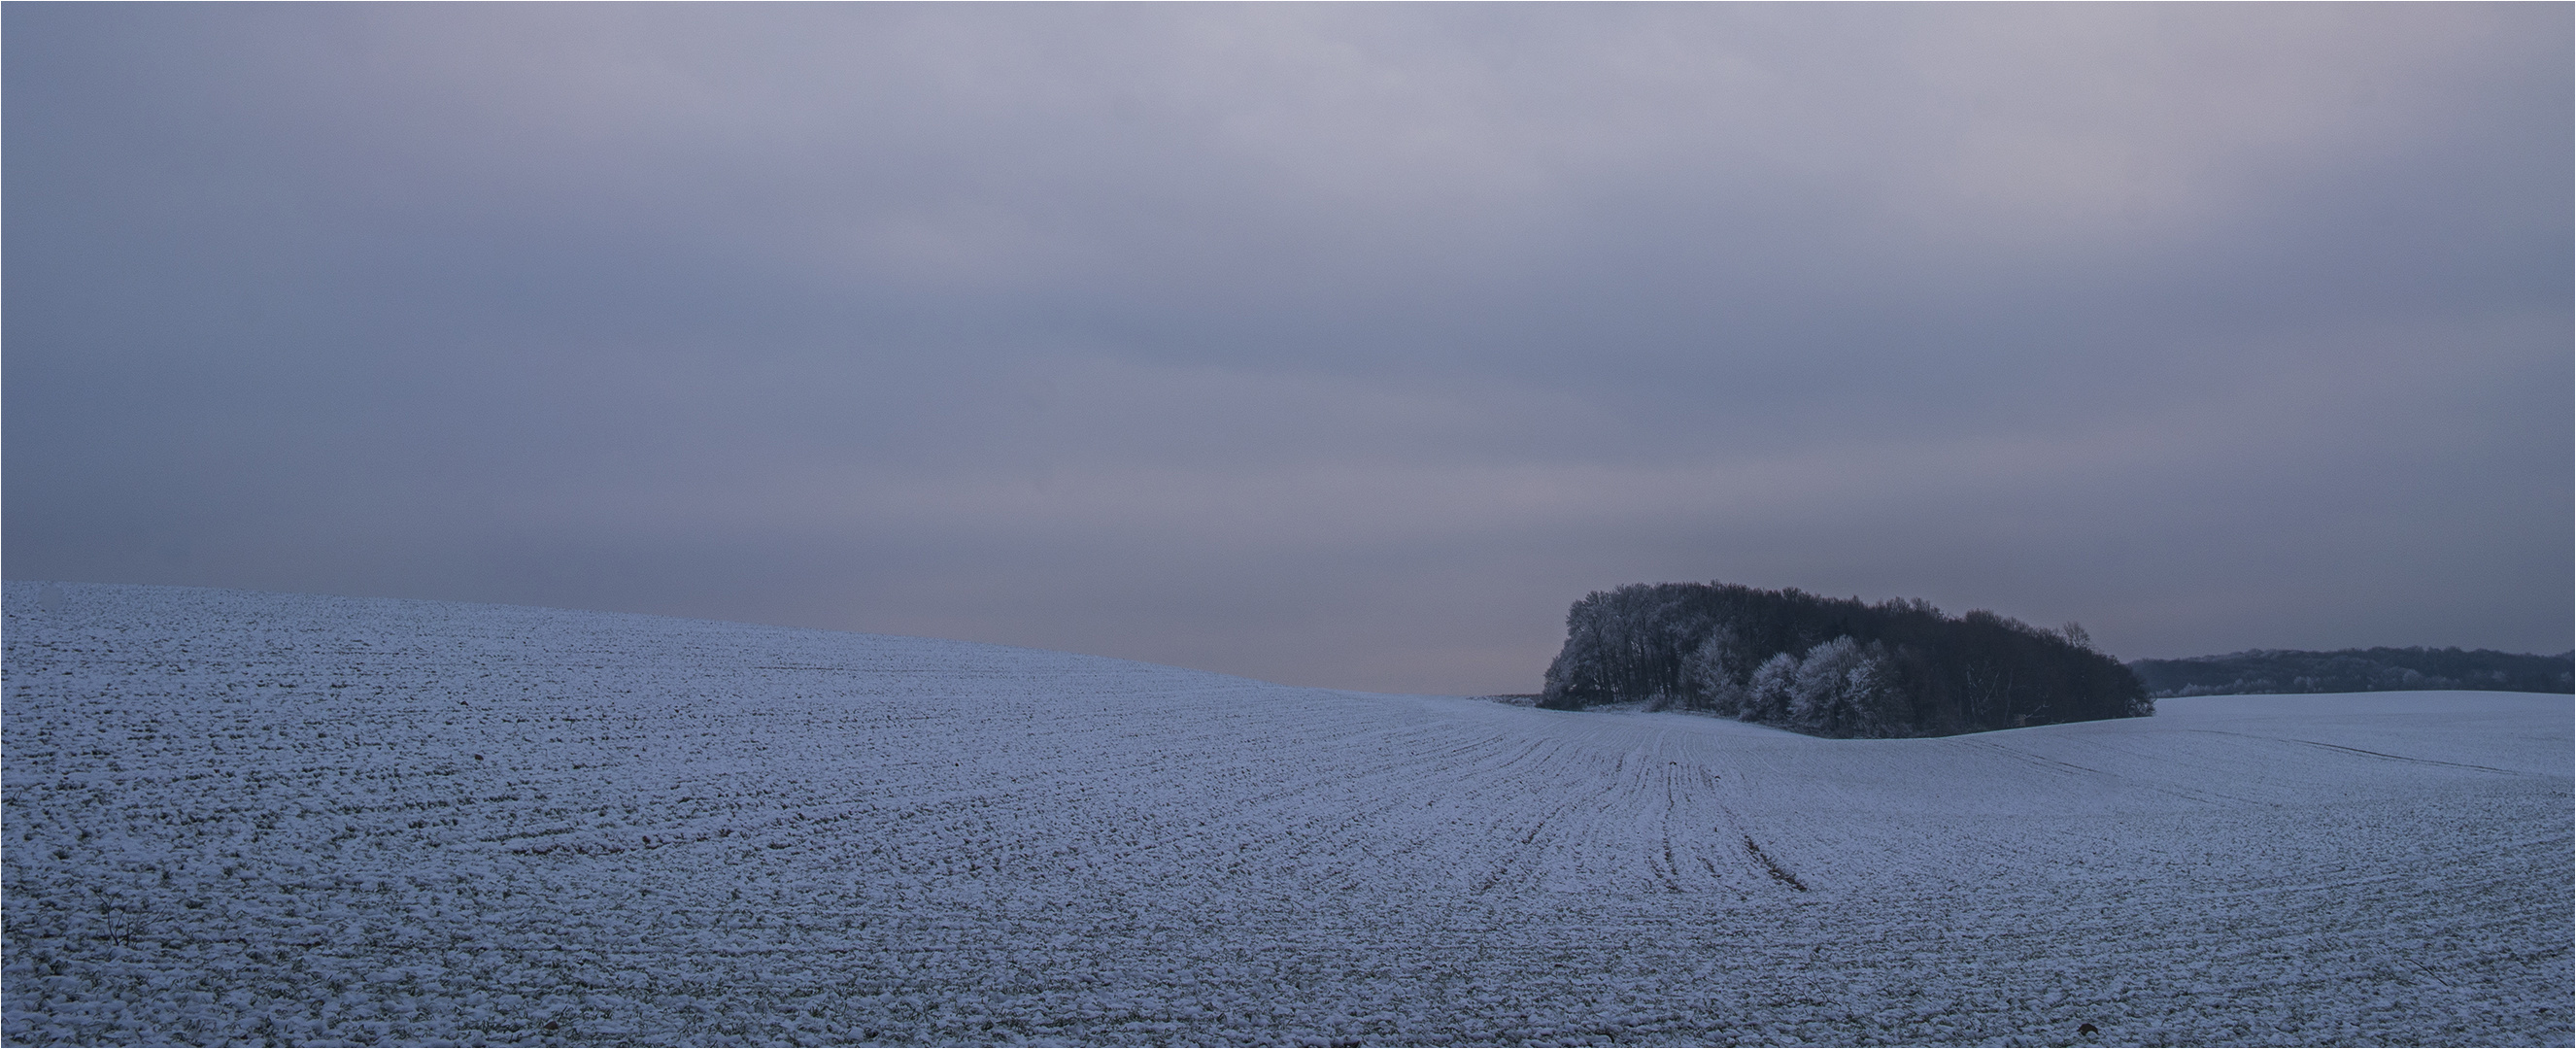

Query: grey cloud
left=7, top=5, right=2566, bottom=694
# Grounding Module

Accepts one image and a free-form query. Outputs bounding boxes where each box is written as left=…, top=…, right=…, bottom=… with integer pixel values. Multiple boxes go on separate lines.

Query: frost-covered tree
left=1787, top=636, right=1905, bottom=738
left=1842, top=642, right=1908, bottom=735
left=1680, top=627, right=1751, bottom=715
left=1541, top=585, right=1712, bottom=709
left=1540, top=607, right=1618, bottom=709
left=1535, top=580, right=2151, bottom=736
left=1787, top=636, right=1857, bottom=726
left=1787, top=636, right=1859, bottom=733
left=1743, top=651, right=1799, bottom=724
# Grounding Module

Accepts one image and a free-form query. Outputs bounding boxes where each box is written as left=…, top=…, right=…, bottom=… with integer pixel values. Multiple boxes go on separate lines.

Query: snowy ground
left=5, top=582, right=2568, bottom=1047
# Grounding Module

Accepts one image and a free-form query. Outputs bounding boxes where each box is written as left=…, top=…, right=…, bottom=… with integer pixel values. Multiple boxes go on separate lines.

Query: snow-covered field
left=5, top=583, right=2568, bottom=1047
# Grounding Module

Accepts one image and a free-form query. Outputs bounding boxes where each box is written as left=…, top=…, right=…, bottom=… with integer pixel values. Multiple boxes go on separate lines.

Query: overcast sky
left=8, top=5, right=2568, bottom=694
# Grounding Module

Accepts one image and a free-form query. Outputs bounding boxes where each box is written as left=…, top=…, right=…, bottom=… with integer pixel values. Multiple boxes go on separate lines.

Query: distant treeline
left=1541, top=583, right=2152, bottom=738
left=2126, top=648, right=2574, bottom=698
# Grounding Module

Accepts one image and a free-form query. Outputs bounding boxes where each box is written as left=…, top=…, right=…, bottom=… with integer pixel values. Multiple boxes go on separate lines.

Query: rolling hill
left=5, top=583, right=2568, bottom=1046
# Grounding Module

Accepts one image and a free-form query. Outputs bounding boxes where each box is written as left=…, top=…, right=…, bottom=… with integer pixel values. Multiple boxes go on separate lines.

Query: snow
left=6, top=582, right=2569, bottom=1046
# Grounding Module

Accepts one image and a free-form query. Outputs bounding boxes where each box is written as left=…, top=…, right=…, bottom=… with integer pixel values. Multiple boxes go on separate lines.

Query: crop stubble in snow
left=4, top=583, right=2569, bottom=1046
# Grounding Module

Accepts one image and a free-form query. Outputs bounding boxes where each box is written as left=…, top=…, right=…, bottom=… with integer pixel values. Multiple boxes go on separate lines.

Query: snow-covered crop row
left=5, top=583, right=2568, bottom=1045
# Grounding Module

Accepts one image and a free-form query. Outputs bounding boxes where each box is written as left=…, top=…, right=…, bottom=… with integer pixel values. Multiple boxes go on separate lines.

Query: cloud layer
left=9, top=6, right=2568, bottom=692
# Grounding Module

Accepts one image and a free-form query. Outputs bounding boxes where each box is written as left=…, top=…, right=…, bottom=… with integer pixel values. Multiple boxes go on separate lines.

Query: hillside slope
left=5, top=583, right=2569, bottom=1046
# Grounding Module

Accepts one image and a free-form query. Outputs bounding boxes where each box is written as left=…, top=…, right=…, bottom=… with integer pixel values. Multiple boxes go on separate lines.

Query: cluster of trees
left=1540, top=582, right=2152, bottom=738
left=2126, top=648, right=2575, bottom=698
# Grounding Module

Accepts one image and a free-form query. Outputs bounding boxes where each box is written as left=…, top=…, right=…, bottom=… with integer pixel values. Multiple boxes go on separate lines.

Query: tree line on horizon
left=2125, top=647, right=2574, bottom=698
left=1539, top=582, right=2152, bottom=738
